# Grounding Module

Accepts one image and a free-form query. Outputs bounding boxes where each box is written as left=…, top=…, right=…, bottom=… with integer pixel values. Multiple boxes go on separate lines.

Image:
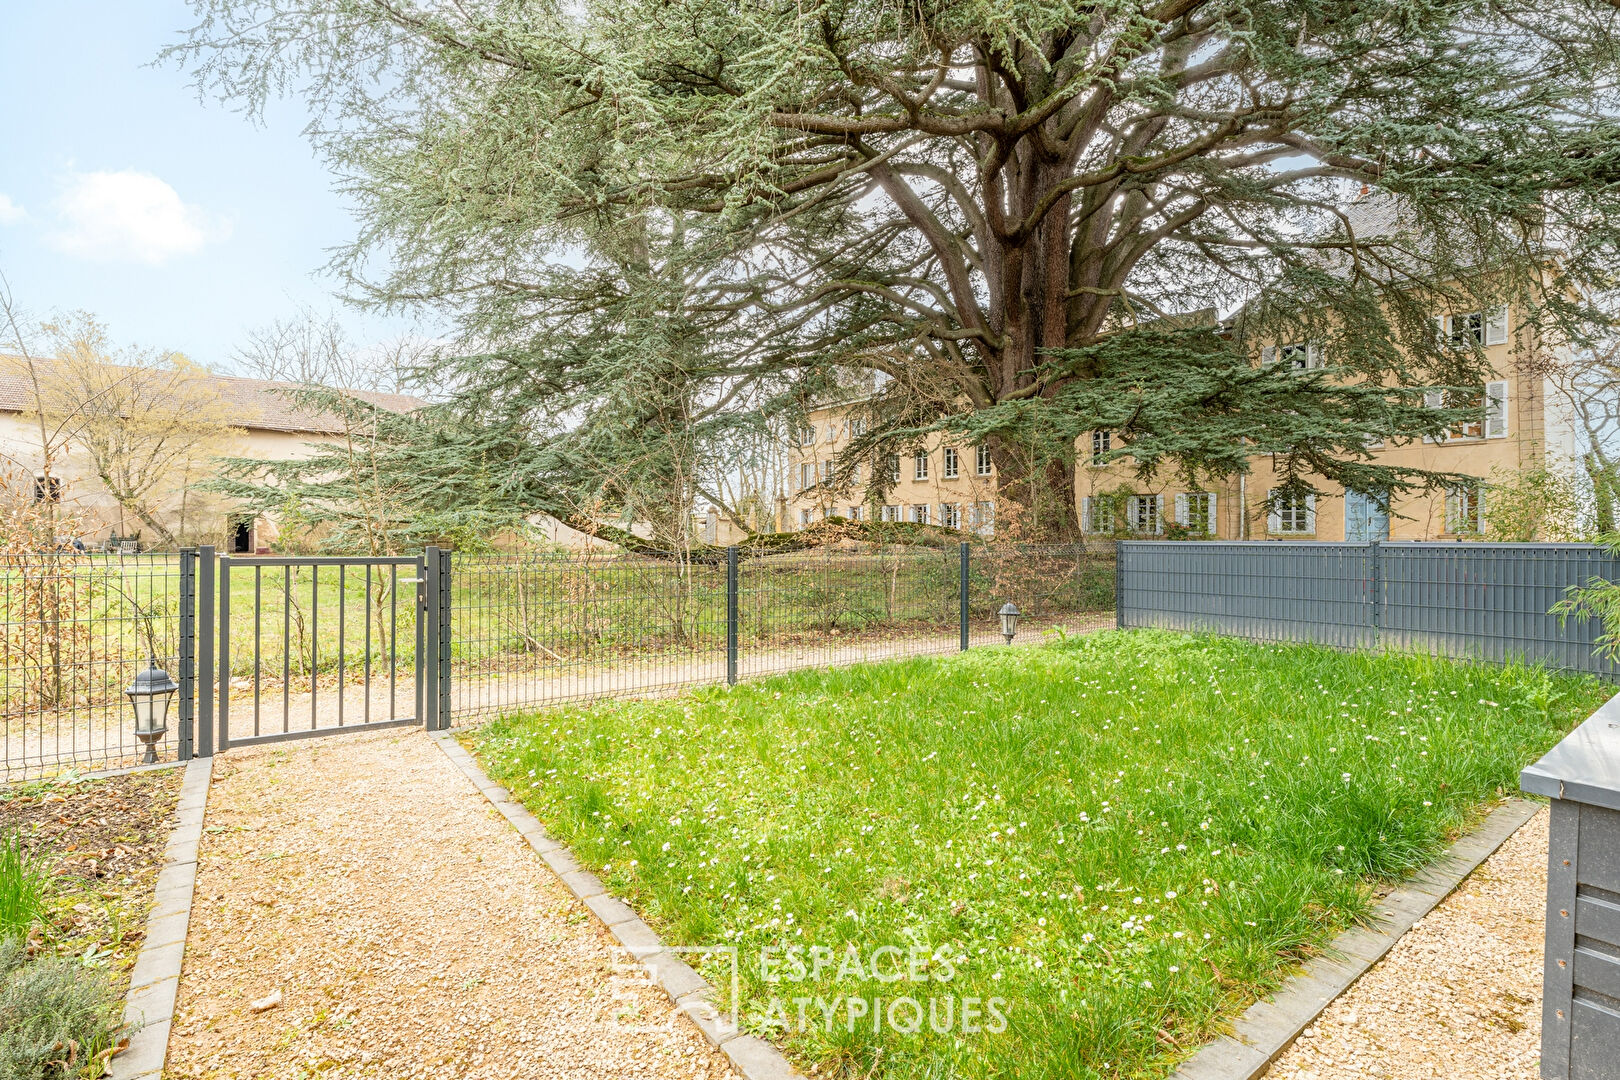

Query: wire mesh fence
left=0, top=552, right=188, bottom=782
left=447, top=543, right=1118, bottom=721
left=1117, top=540, right=1620, bottom=678
left=1, top=541, right=1123, bottom=780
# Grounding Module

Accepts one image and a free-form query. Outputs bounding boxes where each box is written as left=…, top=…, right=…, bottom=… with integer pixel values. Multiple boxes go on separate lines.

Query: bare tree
left=234, top=306, right=433, bottom=394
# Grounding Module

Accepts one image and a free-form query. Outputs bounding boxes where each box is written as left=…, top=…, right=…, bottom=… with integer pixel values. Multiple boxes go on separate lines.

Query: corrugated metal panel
left=1118, top=541, right=1620, bottom=678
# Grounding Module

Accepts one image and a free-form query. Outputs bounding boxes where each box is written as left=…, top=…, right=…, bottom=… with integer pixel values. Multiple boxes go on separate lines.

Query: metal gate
left=203, top=548, right=450, bottom=751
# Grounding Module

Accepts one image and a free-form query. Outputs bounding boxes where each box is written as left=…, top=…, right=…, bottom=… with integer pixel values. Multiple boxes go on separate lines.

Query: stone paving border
left=432, top=731, right=804, bottom=1080
left=1169, top=796, right=1543, bottom=1080
left=108, top=756, right=213, bottom=1080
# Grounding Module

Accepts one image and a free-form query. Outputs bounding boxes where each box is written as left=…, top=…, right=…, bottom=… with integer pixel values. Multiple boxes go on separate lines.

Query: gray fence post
left=959, top=543, right=970, bottom=651
left=1114, top=540, right=1125, bottom=629
left=1368, top=540, right=1382, bottom=638
left=177, top=548, right=196, bottom=762
left=726, top=546, right=739, bottom=685
left=197, top=546, right=214, bottom=758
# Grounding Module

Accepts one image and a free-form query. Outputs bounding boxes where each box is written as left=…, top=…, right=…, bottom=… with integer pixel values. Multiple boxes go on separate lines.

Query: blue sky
left=0, top=2, right=418, bottom=372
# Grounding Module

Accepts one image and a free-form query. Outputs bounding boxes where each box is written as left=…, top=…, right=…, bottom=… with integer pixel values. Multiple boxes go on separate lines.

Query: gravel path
left=1265, top=807, right=1551, bottom=1080
left=165, top=727, right=734, bottom=1079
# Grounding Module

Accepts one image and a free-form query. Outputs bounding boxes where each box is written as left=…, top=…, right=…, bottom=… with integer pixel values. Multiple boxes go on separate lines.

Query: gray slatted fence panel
left=1117, top=541, right=1376, bottom=649
left=1380, top=544, right=1620, bottom=678
left=1118, top=540, right=1620, bottom=678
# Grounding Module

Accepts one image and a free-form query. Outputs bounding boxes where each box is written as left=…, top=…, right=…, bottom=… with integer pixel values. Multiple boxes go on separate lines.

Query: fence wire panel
left=736, top=548, right=958, bottom=679
left=1117, top=541, right=1379, bottom=649
left=0, top=553, right=184, bottom=782
left=1379, top=544, right=1620, bottom=677
left=449, top=552, right=729, bottom=719
left=968, top=543, right=1117, bottom=643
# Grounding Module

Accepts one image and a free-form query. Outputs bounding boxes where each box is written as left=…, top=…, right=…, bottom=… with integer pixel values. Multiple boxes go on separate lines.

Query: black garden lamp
left=998, top=602, right=1021, bottom=644
left=125, top=657, right=178, bottom=764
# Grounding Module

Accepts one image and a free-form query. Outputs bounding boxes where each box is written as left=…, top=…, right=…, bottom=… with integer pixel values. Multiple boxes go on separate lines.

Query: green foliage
left=1486, top=464, right=1590, bottom=542
left=1552, top=532, right=1620, bottom=659
left=0, top=834, right=47, bottom=942
left=0, top=938, right=122, bottom=1080
left=475, top=632, right=1604, bottom=1078
left=167, top=0, right=1620, bottom=538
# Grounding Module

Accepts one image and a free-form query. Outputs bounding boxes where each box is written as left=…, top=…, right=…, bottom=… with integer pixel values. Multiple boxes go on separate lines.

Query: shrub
left=0, top=936, right=123, bottom=1079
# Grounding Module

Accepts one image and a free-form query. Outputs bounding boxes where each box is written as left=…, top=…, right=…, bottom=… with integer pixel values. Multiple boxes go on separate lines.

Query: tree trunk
left=987, top=435, right=1080, bottom=541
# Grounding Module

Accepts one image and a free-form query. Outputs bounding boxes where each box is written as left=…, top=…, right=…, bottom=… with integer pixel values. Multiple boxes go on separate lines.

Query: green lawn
left=472, top=630, right=1610, bottom=1079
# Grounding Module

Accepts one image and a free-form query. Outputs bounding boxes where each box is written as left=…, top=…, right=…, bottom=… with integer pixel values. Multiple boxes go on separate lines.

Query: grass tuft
left=475, top=629, right=1609, bottom=1079
left=0, top=833, right=48, bottom=943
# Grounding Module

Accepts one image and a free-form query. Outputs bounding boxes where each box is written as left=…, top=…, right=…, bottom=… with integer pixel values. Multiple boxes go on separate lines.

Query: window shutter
left=1081, top=496, right=1093, bottom=532
left=1207, top=493, right=1218, bottom=535
left=1266, top=490, right=1282, bottom=534
left=1485, top=381, right=1508, bottom=438
left=1485, top=305, right=1509, bottom=346
left=1174, top=493, right=1188, bottom=526
left=1261, top=345, right=1275, bottom=365
left=1154, top=494, right=1165, bottom=533
left=1305, top=494, right=1317, bottom=534
left=1307, top=343, right=1322, bottom=369
left=1433, top=316, right=1447, bottom=347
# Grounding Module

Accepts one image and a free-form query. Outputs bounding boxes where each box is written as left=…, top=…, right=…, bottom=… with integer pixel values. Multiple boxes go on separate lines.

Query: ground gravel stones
left=165, top=729, right=735, bottom=1079
left=1264, top=808, right=1551, bottom=1080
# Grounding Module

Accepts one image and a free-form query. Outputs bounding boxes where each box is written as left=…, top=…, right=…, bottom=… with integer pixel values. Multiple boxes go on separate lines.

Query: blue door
left=1345, top=489, right=1390, bottom=541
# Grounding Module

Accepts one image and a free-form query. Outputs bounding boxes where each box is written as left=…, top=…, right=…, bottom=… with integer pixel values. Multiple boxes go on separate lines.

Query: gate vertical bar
left=726, top=546, right=739, bottom=685
left=436, top=548, right=452, bottom=730
left=959, top=542, right=970, bottom=651
left=177, top=548, right=196, bottom=761
left=218, top=555, right=231, bottom=751
left=421, top=547, right=439, bottom=730
left=197, top=545, right=215, bottom=758
left=1369, top=540, right=1382, bottom=644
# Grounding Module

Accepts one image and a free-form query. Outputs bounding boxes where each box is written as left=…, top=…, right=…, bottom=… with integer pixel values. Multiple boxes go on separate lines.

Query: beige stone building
left=0, top=358, right=423, bottom=551
left=786, top=297, right=1578, bottom=542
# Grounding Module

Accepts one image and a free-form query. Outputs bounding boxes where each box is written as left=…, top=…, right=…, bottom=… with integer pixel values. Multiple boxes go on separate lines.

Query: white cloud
left=49, top=170, right=230, bottom=265
left=0, top=194, right=24, bottom=226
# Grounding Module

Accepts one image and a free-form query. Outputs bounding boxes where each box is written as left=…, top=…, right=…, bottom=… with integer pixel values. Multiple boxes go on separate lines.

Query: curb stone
left=108, top=756, right=213, bottom=1080
left=1167, top=796, right=1542, bottom=1080
left=431, top=731, right=808, bottom=1080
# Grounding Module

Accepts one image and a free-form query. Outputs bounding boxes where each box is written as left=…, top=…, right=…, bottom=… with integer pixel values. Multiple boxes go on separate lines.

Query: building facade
left=786, top=299, right=1578, bottom=541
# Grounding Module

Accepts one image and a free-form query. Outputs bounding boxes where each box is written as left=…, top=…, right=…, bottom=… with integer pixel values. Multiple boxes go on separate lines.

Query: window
left=943, top=447, right=959, bottom=479
left=1267, top=490, right=1315, bottom=535
left=1128, top=494, right=1163, bottom=534
left=826, top=423, right=838, bottom=442
left=32, top=476, right=61, bottom=504
left=1423, top=380, right=1508, bottom=441
left=887, top=455, right=901, bottom=483
left=976, top=445, right=993, bottom=476
left=1175, top=492, right=1216, bottom=535
left=823, top=459, right=836, bottom=484
left=1263, top=342, right=1320, bottom=369
left=799, top=427, right=815, bottom=446
left=850, top=463, right=861, bottom=484
left=800, top=462, right=815, bottom=490
left=1090, top=430, right=1112, bottom=466
left=909, top=503, right=931, bottom=524
left=850, top=417, right=868, bottom=438
left=1081, top=496, right=1116, bottom=534
left=940, top=503, right=960, bottom=529
left=799, top=509, right=812, bottom=527
left=914, top=453, right=929, bottom=481
left=1445, top=484, right=1483, bottom=534
left=847, top=506, right=862, bottom=522
left=881, top=504, right=901, bottom=522
left=972, top=501, right=995, bottom=535
left=1448, top=312, right=1484, bottom=348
